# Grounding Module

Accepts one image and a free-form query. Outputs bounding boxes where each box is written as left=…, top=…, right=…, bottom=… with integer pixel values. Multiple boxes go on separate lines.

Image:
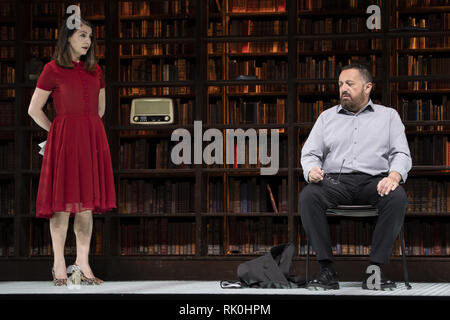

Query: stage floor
left=0, top=281, right=450, bottom=296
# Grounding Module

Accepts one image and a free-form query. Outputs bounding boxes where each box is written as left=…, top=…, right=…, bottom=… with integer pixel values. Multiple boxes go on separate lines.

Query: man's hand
left=377, top=171, right=402, bottom=197
left=308, top=166, right=324, bottom=183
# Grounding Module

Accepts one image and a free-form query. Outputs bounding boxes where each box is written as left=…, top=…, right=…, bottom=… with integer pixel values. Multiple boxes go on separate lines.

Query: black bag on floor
left=220, top=243, right=306, bottom=289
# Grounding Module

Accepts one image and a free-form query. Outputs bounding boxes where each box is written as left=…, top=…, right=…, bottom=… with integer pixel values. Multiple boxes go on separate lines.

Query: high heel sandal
left=51, top=269, right=67, bottom=286
left=72, top=264, right=103, bottom=285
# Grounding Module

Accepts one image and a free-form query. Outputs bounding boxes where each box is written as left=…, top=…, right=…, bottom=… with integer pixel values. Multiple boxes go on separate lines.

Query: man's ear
left=365, top=82, right=373, bottom=95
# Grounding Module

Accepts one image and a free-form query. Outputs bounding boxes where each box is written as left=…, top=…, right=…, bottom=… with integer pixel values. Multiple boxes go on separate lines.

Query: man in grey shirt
left=300, top=63, right=412, bottom=290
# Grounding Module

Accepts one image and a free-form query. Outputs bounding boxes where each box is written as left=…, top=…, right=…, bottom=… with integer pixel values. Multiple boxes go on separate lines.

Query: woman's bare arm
left=98, top=88, right=105, bottom=118
left=28, top=88, right=52, bottom=132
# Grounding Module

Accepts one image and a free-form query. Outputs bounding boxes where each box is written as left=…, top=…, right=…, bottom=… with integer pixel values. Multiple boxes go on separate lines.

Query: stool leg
left=399, top=226, right=412, bottom=290
left=306, top=238, right=309, bottom=283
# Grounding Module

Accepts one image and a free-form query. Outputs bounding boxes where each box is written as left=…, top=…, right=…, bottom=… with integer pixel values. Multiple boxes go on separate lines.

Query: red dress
left=35, top=60, right=116, bottom=219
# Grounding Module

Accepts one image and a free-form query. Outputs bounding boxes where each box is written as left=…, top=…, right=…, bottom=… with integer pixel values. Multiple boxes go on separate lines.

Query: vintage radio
left=130, top=98, right=174, bottom=124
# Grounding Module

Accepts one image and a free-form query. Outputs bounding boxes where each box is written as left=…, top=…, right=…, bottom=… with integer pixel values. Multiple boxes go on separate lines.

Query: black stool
left=305, top=204, right=412, bottom=289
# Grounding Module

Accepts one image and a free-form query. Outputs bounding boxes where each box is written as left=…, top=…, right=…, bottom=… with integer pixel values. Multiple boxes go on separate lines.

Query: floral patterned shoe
left=72, top=264, right=103, bottom=285
left=51, top=269, right=67, bottom=286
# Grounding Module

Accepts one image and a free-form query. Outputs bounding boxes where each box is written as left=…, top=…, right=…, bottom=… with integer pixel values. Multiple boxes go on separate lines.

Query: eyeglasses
left=324, top=159, right=345, bottom=185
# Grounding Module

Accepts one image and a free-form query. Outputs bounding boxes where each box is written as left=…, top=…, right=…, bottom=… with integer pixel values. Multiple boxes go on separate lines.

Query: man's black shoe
left=361, top=270, right=397, bottom=290
left=307, top=267, right=339, bottom=290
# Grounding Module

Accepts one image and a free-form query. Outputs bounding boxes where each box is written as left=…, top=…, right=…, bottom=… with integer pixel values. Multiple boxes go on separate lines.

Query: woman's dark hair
left=52, top=16, right=98, bottom=72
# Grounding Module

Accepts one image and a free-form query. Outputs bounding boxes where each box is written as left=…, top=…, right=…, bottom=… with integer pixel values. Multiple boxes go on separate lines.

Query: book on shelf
left=297, top=99, right=339, bottom=122
left=227, top=98, right=286, bottom=124
left=0, top=182, right=14, bottom=217
left=119, top=0, right=192, bottom=16
left=229, top=19, right=287, bottom=36
left=227, top=217, right=288, bottom=255
left=30, top=219, right=103, bottom=256
left=119, top=179, right=195, bottom=215
left=120, top=59, right=194, bottom=82
left=120, top=138, right=193, bottom=169
left=207, top=218, right=224, bottom=255
left=0, top=62, right=14, bottom=84
left=229, top=0, right=286, bottom=13
left=407, top=136, right=449, bottom=166
left=297, top=219, right=450, bottom=256
left=403, top=178, right=450, bottom=213
left=228, top=59, right=287, bottom=81
left=120, top=218, right=196, bottom=255
left=120, top=19, right=194, bottom=38
left=0, top=221, right=14, bottom=257
left=0, top=141, right=14, bottom=171
left=0, top=102, right=14, bottom=126
left=227, top=178, right=287, bottom=214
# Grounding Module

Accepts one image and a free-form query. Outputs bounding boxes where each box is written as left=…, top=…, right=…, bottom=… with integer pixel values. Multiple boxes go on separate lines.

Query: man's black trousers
left=299, top=173, right=408, bottom=265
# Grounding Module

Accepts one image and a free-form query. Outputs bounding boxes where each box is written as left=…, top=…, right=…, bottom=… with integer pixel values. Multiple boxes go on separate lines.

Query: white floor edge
left=0, top=281, right=449, bottom=296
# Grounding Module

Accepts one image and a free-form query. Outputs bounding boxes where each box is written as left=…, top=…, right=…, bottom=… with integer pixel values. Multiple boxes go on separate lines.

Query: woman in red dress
left=28, top=17, right=116, bottom=285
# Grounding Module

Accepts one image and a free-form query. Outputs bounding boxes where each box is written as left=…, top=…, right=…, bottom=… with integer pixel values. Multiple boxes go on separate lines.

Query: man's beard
left=340, top=92, right=364, bottom=112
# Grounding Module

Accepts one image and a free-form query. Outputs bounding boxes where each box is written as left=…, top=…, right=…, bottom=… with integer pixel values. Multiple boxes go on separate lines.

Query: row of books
left=398, top=98, right=449, bottom=122
left=120, top=219, right=196, bottom=255
left=397, top=80, right=450, bottom=91
left=29, top=26, right=105, bottom=41
left=27, top=46, right=54, bottom=61
left=404, top=178, right=450, bottom=213
left=0, top=182, right=14, bottom=217
left=0, top=63, right=14, bottom=84
left=298, top=17, right=380, bottom=35
left=0, top=46, right=14, bottom=60
left=119, top=86, right=192, bottom=97
left=120, top=99, right=193, bottom=126
left=227, top=84, right=287, bottom=94
left=397, top=14, right=450, bottom=32
left=0, top=141, right=14, bottom=170
left=0, top=26, right=14, bottom=41
left=297, top=100, right=337, bottom=122
left=0, top=221, right=13, bottom=257
left=0, top=3, right=13, bottom=17
left=298, top=39, right=383, bottom=52
left=209, top=178, right=288, bottom=213
left=120, top=43, right=194, bottom=56
left=228, top=20, right=287, bottom=36
left=397, top=55, right=450, bottom=76
left=119, top=20, right=194, bottom=39
left=120, top=139, right=190, bottom=169
left=228, top=59, right=288, bottom=81
left=298, top=0, right=380, bottom=10
left=120, top=59, right=194, bottom=82
left=396, top=36, right=450, bottom=50
left=16, top=218, right=450, bottom=258
left=227, top=42, right=288, bottom=54
left=29, top=220, right=104, bottom=256
left=229, top=0, right=286, bottom=13
left=0, top=102, right=14, bottom=126
left=298, top=55, right=382, bottom=79
left=119, top=0, right=193, bottom=16
left=398, top=0, right=449, bottom=7
left=31, top=2, right=105, bottom=17
left=228, top=178, right=288, bottom=214
left=297, top=219, right=450, bottom=256
left=227, top=217, right=289, bottom=254
left=227, top=99, right=286, bottom=124
left=118, top=179, right=195, bottom=214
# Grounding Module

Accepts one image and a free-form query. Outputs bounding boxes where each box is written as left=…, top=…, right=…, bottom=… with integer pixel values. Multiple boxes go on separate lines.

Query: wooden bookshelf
left=0, top=0, right=450, bottom=282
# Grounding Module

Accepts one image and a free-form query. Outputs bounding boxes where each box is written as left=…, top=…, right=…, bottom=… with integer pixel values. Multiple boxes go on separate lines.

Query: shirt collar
left=337, top=99, right=374, bottom=115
